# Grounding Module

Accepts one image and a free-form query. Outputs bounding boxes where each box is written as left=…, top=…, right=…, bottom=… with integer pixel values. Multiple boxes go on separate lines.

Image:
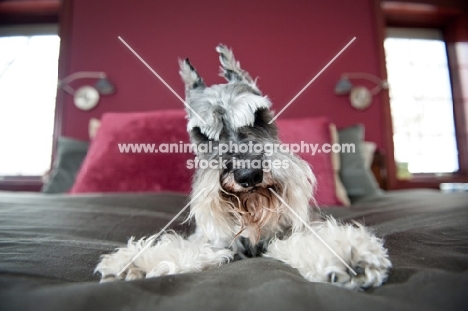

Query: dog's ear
left=179, top=58, right=205, bottom=92
left=216, top=44, right=260, bottom=92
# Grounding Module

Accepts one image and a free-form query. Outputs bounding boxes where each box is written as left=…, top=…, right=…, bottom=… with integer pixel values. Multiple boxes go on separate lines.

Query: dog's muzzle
left=234, top=168, right=263, bottom=188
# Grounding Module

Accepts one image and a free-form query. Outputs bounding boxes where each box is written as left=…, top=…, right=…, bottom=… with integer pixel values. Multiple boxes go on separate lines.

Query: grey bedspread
left=0, top=190, right=467, bottom=311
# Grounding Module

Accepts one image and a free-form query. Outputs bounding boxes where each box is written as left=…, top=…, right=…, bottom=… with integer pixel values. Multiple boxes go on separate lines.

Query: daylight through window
left=384, top=28, right=458, bottom=175
left=0, top=27, right=60, bottom=176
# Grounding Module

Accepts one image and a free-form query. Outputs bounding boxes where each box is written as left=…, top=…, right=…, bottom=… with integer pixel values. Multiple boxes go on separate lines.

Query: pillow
left=70, top=110, right=193, bottom=194
left=42, top=137, right=89, bottom=193
left=88, top=118, right=101, bottom=140
left=361, top=141, right=377, bottom=169
left=72, top=110, right=348, bottom=206
left=329, top=124, right=351, bottom=206
left=338, top=124, right=382, bottom=202
left=277, top=117, right=349, bottom=207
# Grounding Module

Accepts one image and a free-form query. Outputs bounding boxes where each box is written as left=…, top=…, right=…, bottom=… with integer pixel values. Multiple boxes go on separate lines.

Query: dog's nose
left=234, top=168, right=263, bottom=188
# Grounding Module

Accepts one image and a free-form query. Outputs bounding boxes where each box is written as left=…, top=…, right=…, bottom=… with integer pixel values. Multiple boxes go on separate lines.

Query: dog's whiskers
left=217, top=186, right=285, bottom=243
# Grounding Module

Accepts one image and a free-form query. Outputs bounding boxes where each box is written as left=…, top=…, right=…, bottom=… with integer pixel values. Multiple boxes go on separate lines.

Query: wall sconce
left=334, top=73, right=388, bottom=110
left=58, top=71, right=116, bottom=111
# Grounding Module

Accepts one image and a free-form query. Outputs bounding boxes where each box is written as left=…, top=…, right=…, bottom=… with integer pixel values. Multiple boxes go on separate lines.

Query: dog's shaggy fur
left=95, top=45, right=391, bottom=290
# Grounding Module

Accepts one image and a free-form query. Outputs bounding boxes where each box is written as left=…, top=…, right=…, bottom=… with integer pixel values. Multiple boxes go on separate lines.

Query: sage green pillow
left=42, top=137, right=88, bottom=193
left=338, top=125, right=383, bottom=203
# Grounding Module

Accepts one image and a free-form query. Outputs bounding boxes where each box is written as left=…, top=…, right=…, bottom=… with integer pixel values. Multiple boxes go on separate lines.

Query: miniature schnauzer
left=95, top=45, right=391, bottom=290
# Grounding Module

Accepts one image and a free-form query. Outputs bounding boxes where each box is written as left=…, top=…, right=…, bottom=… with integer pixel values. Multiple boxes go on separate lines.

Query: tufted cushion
left=70, top=110, right=193, bottom=194
left=71, top=110, right=348, bottom=206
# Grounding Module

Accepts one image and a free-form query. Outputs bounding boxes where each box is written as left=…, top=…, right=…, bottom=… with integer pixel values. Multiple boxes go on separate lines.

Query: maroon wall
left=61, top=0, right=384, bottom=145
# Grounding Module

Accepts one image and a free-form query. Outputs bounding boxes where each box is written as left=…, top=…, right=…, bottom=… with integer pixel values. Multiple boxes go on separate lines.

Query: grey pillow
left=42, top=137, right=89, bottom=193
left=338, top=125, right=383, bottom=203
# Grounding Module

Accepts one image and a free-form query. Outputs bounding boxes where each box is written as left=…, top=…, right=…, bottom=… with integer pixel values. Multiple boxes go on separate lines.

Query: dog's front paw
left=98, top=266, right=145, bottom=283
left=96, top=249, right=147, bottom=282
left=321, top=222, right=392, bottom=290
left=95, top=233, right=234, bottom=282
left=266, top=219, right=392, bottom=290
left=95, top=237, right=153, bottom=282
left=325, top=245, right=392, bottom=290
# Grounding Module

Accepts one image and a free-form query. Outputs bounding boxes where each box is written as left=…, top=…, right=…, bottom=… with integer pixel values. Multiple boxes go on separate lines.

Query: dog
left=95, top=45, right=391, bottom=290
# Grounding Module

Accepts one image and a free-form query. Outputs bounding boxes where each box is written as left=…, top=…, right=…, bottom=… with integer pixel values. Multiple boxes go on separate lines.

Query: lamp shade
left=95, top=78, right=116, bottom=95
left=334, top=77, right=353, bottom=95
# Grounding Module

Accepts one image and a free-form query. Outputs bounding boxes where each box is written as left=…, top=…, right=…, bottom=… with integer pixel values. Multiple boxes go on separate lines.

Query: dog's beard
left=221, top=171, right=283, bottom=244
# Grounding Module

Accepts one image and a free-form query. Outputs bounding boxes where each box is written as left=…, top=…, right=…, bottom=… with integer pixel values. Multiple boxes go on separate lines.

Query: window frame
left=374, top=0, right=468, bottom=189
left=0, top=28, right=60, bottom=177
left=0, top=0, right=66, bottom=192
left=385, top=27, right=460, bottom=175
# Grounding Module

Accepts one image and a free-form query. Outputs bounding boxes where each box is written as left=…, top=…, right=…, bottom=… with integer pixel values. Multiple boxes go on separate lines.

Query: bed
left=1, top=111, right=468, bottom=310
left=1, top=190, right=467, bottom=311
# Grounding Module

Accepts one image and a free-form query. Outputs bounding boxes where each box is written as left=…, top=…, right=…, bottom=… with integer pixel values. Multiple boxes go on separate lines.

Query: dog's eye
left=191, top=127, right=209, bottom=142
left=254, top=109, right=271, bottom=126
left=251, top=109, right=277, bottom=138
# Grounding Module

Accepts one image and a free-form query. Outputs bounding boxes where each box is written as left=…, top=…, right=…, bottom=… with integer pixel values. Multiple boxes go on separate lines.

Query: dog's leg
left=265, top=218, right=392, bottom=290
left=95, top=232, right=234, bottom=282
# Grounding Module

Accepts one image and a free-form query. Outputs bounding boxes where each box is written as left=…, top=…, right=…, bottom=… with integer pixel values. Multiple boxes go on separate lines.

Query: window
left=0, top=25, right=60, bottom=177
left=384, top=28, right=458, bottom=176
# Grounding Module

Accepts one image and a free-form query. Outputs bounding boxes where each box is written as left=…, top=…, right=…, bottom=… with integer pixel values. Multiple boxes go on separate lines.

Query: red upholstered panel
left=71, top=110, right=342, bottom=206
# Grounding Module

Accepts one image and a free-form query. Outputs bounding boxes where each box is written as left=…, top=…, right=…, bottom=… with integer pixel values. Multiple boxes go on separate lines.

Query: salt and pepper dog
left=96, top=45, right=391, bottom=290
